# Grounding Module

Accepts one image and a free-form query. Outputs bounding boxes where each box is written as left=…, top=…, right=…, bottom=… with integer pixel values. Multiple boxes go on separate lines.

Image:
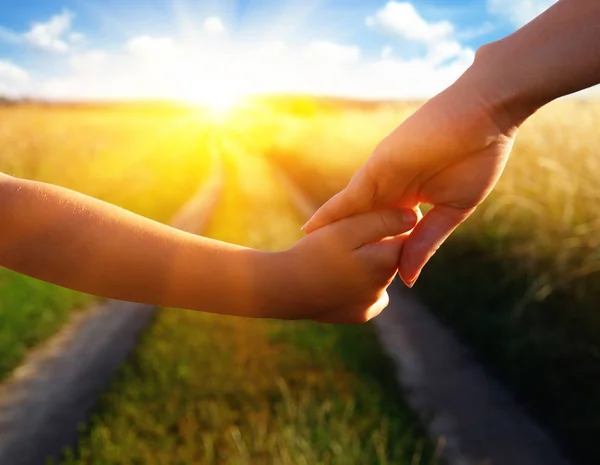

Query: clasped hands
left=294, top=75, right=517, bottom=324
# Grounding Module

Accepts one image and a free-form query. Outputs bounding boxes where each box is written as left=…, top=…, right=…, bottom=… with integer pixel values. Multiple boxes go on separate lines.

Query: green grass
left=0, top=269, right=91, bottom=379
left=0, top=105, right=214, bottom=381
left=59, top=138, right=438, bottom=465
left=60, top=310, right=436, bottom=465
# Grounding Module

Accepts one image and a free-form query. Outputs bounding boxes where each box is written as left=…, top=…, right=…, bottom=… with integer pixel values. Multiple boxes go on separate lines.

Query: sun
left=200, top=92, right=240, bottom=118
left=182, top=84, right=245, bottom=120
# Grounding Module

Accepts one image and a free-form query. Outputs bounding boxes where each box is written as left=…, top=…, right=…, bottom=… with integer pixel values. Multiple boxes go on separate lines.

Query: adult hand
left=304, top=0, right=600, bottom=287
left=303, top=75, right=518, bottom=287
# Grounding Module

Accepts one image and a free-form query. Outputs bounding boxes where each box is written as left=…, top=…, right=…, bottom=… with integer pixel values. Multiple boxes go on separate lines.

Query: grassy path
left=0, top=272, right=91, bottom=380
left=61, top=133, right=437, bottom=465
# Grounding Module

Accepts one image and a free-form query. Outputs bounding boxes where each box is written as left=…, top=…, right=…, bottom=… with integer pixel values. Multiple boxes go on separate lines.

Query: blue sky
left=0, top=0, right=558, bottom=100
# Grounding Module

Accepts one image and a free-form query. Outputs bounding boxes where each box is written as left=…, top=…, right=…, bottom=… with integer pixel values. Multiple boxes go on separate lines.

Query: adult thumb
left=399, top=204, right=474, bottom=287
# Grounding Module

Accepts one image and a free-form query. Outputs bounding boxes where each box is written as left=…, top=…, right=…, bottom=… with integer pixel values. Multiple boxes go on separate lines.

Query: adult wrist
left=460, top=40, right=541, bottom=134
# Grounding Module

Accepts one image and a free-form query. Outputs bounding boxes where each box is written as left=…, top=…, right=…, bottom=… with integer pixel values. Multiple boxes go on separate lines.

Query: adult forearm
left=466, top=0, right=600, bottom=129
left=0, top=175, right=267, bottom=316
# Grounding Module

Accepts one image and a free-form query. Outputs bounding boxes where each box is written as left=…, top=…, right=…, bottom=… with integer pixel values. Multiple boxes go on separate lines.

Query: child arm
left=0, top=173, right=416, bottom=322
left=0, top=173, right=265, bottom=317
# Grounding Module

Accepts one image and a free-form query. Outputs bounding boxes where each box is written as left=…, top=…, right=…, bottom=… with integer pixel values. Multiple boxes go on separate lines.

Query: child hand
left=273, top=209, right=417, bottom=323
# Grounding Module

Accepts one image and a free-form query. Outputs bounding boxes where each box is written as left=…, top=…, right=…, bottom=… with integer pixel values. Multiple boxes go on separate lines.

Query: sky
left=0, top=0, right=561, bottom=101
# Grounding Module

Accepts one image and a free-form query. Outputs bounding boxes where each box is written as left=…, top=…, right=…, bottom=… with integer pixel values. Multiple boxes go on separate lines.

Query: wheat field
left=0, top=97, right=598, bottom=464
left=260, top=97, right=600, bottom=464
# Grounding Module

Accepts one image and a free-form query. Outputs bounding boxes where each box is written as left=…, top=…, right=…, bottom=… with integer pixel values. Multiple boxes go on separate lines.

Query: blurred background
left=0, top=1, right=599, bottom=464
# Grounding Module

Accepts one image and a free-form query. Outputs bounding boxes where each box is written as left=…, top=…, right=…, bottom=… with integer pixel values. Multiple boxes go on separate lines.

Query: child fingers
left=358, top=235, right=405, bottom=269
left=330, top=209, right=418, bottom=250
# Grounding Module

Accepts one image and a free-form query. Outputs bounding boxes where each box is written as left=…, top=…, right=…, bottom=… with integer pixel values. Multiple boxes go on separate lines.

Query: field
left=0, top=97, right=598, bottom=464
left=261, top=98, right=600, bottom=465
left=59, top=141, right=437, bottom=464
left=0, top=101, right=438, bottom=464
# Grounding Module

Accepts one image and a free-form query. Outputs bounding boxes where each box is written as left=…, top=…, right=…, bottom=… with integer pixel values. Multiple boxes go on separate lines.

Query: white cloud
left=6, top=4, right=598, bottom=102
left=0, top=10, right=84, bottom=53
left=69, top=51, right=110, bottom=75
left=367, top=2, right=454, bottom=43
left=30, top=32, right=474, bottom=102
left=363, top=49, right=475, bottom=99
left=12, top=7, right=477, bottom=101
left=125, top=36, right=175, bottom=56
left=203, top=17, right=226, bottom=35
left=69, top=32, right=85, bottom=44
left=428, top=40, right=464, bottom=65
left=248, top=40, right=287, bottom=59
left=303, top=41, right=361, bottom=65
left=0, top=60, right=29, bottom=97
left=0, top=60, right=29, bottom=82
left=457, top=22, right=495, bottom=40
left=23, top=9, right=76, bottom=52
left=381, top=45, right=394, bottom=59
left=488, top=0, right=558, bottom=27
left=365, top=2, right=474, bottom=80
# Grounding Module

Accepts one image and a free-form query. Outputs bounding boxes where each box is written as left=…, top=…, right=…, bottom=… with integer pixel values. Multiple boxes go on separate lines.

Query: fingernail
left=300, top=224, right=307, bottom=232
left=401, top=277, right=415, bottom=288
left=402, top=270, right=421, bottom=288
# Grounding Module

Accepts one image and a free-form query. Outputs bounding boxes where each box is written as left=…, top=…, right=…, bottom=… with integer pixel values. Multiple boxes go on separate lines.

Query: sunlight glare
left=203, top=92, right=239, bottom=118
left=184, top=83, right=244, bottom=120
